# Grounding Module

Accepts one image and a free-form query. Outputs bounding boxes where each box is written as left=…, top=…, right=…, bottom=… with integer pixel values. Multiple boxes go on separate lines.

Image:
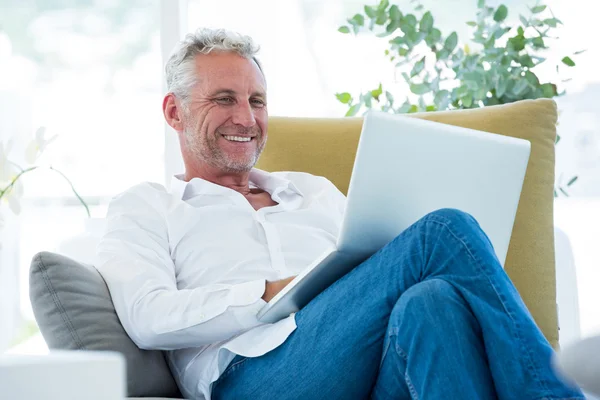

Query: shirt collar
left=170, top=168, right=303, bottom=201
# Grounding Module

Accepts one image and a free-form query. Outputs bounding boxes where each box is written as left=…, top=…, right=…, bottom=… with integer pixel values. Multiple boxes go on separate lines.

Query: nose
left=231, top=100, right=256, bottom=128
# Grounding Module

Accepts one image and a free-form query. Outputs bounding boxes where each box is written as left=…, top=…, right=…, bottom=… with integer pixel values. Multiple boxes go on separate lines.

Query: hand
left=261, top=276, right=297, bottom=303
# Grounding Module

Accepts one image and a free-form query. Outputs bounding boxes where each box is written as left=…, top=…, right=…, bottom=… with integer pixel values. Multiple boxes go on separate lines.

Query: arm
left=97, top=183, right=267, bottom=350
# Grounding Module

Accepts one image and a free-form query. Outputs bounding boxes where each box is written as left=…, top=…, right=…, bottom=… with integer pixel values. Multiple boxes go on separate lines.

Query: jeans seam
left=394, top=343, right=419, bottom=400
left=425, top=214, right=551, bottom=398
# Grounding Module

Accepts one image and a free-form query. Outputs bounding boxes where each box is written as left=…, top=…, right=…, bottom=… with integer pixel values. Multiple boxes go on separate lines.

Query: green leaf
left=436, top=48, right=450, bottom=60
left=574, top=49, right=587, bottom=55
left=477, top=0, right=485, bottom=8
left=512, top=79, right=529, bottom=96
left=385, top=91, right=394, bottom=104
left=544, top=18, right=559, bottom=27
left=494, top=5, right=508, bottom=22
left=397, top=102, right=412, bottom=113
left=419, top=11, right=434, bottom=32
left=378, top=0, right=390, bottom=10
left=517, top=26, right=524, bottom=36
left=567, top=176, right=578, bottom=186
left=495, top=76, right=508, bottom=98
left=509, top=36, right=526, bottom=51
left=519, top=15, right=529, bottom=27
left=524, top=71, right=539, bottom=86
left=410, top=83, right=431, bottom=95
left=531, top=5, right=547, bottom=13
left=336, top=92, right=352, bottom=104
left=434, top=90, right=450, bottom=110
left=466, top=21, right=477, bottom=27
left=371, top=83, right=383, bottom=100
left=386, top=20, right=400, bottom=33
left=364, top=5, right=377, bottom=18
left=493, top=26, right=511, bottom=39
left=345, top=103, right=361, bottom=117
left=520, top=54, right=535, bottom=68
left=390, top=36, right=404, bottom=45
left=363, top=92, right=373, bottom=108
left=461, top=95, right=473, bottom=108
left=389, top=5, right=402, bottom=21
left=351, top=14, right=365, bottom=26
left=376, top=13, right=388, bottom=25
left=562, top=56, right=576, bottom=67
left=444, top=32, right=458, bottom=52
left=410, top=57, right=426, bottom=77
left=405, top=31, right=426, bottom=46
left=338, top=26, right=350, bottom=34
left=540, top=83, right=557, bottom=98
left=408, top=105, right=419, bottom=113
left=532, top=36, right=545, bottom=48
left=425, top=28, right=442, bottom=47
left=404, top=14, right=418, bottom=28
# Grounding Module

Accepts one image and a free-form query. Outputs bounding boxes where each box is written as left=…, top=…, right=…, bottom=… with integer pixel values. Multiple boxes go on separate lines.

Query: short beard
left=183, top=121, right=265, bottom=174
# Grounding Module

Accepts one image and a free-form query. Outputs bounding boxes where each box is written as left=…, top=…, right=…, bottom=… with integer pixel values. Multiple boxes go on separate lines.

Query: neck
left=184, top=162, right=253, bottom=196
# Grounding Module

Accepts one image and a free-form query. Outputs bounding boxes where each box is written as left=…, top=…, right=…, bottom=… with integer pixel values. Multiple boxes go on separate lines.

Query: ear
left=163, top=93, right=185, bottom=132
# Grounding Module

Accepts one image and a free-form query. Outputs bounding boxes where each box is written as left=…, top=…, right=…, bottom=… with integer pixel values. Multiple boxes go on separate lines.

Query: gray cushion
left=29, top=252, right=183, bottom=399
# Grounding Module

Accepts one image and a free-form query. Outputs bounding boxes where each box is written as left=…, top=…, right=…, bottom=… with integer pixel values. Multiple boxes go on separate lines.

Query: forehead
left=193, top=52, right=266, bottom=93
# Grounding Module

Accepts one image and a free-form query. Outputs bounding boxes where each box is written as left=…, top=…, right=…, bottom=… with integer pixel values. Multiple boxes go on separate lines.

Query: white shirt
left=96, top=169, right=346, bottom=399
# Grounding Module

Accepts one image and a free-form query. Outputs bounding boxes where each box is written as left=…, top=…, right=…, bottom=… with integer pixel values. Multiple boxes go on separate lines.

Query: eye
left=251, top=98, right=266, bottom=107
left=215, top=97, right=234, bottom=104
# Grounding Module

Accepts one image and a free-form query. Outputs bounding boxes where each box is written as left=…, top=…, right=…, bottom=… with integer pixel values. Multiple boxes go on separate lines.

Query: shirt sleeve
left=96, top=183, right=267, bottom=350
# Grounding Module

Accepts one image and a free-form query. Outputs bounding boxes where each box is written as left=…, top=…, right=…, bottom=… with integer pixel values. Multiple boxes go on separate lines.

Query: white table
left=0, top=350, right=125, bottom=400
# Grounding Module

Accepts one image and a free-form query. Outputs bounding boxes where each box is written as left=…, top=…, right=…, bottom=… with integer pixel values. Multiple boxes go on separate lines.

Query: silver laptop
left=257, top=110, right=531, bottom=324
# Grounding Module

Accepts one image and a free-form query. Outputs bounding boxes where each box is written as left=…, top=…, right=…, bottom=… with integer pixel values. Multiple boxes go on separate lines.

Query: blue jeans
left=211, top=209, right=583, bottom=400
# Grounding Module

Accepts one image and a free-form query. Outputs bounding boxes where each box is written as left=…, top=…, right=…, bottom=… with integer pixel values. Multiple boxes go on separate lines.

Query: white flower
left=25, top=127, right=57, bottom=164
left=4, top=178, right=23, bottom=215
left=0, top=139, right=14, bottom=183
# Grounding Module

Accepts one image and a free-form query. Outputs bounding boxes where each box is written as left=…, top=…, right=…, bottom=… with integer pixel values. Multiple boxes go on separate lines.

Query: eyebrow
left=210, top=89, right=266, bottom=98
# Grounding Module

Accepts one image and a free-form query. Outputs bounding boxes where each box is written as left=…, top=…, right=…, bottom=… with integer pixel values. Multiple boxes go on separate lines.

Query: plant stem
left=0, top=165, right=91, bottom=218
left=49, top=166, right=91, bottom=217
left=0, top=166, right=38, bottom=200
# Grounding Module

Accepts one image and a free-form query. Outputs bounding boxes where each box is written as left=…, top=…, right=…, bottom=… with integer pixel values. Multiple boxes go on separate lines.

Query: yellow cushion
left=258, top=99, right=558, bottom=347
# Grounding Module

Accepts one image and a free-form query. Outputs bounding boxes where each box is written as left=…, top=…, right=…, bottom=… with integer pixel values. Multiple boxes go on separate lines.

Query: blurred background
left=0, top=0, right=598, bottom=353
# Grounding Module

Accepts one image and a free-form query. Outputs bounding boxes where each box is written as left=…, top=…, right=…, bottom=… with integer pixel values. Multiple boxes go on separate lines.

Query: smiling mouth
left=222, top=135, right=254, bottom=142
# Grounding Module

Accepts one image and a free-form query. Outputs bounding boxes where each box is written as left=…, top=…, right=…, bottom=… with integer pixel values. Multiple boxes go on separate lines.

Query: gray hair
left=165, top=28, right=263, bottom=103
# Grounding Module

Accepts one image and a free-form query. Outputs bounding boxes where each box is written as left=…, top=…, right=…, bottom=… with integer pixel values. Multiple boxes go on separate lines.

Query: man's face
left=180, top=52, right=268, bottom=173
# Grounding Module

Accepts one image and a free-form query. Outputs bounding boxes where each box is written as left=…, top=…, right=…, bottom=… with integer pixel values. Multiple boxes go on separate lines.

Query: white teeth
left=224, top=136, right=252, bottom=142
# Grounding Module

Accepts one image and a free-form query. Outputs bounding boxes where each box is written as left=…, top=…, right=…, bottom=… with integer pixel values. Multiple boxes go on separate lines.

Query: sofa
left=30, top=99, right=562, bottom=399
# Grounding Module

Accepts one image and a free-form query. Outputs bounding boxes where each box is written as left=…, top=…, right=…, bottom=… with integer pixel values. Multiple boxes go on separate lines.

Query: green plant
left=337, top=0, right=580, bottom=196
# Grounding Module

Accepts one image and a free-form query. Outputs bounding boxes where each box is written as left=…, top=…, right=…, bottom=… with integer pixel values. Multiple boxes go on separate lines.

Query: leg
left=371, top=279, right=497, bottom=400
left=211, top=209, right=583, bottom=400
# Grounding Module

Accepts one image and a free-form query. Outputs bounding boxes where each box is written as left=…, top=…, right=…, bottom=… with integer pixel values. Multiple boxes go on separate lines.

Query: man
left=97, top=28, right=583, bottom=400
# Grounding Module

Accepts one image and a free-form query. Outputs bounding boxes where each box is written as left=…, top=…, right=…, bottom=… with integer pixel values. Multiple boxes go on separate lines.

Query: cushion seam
left=36, top=253, right=87, bottom=350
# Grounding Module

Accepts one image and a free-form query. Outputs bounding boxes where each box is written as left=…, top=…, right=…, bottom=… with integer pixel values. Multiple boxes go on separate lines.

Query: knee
left=393, top=279, right=460, bottom=322
left=424, top=208, right=478, bottom=229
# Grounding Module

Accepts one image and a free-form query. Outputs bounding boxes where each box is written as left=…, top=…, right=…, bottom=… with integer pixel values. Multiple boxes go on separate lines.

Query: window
left=0, top=0, right=163, bottom=352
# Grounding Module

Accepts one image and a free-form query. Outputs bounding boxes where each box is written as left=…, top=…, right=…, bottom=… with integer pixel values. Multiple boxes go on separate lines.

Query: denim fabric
left=211, top=209, right=584, bottom=400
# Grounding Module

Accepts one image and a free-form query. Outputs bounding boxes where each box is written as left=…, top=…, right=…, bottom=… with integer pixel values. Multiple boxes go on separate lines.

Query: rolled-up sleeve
left=96, top=183, right=267, bottom=350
